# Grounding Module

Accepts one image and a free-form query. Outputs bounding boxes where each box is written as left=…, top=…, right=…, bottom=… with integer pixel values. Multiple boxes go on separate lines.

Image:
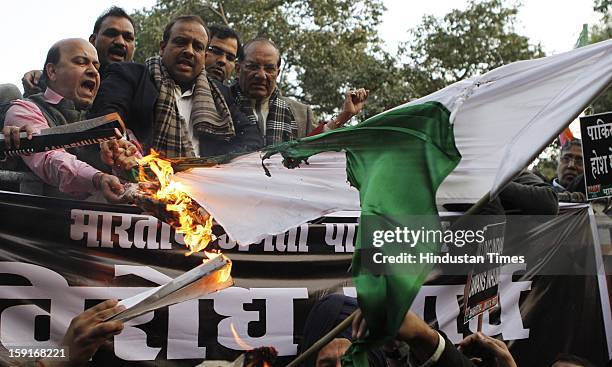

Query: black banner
left=0, top=191, right=610, bottom=366
left=580, top=111, right=612, bottom=199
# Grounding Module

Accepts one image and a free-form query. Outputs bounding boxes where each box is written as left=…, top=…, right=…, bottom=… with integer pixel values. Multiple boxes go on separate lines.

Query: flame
left=138, top=150, right=215, bottom=257
left=230, top=322, right=253, bottom=350
left=205, top=252, right=232, bottom=283
left=215, top=259, right=232, bottom=283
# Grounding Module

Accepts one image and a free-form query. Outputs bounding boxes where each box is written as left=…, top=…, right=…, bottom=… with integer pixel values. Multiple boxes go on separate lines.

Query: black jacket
left=89, top=62, right=262, bottom=157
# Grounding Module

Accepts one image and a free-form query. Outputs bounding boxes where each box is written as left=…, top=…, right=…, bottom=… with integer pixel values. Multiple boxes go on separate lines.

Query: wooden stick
left=286, top=310, right=357, bottom=367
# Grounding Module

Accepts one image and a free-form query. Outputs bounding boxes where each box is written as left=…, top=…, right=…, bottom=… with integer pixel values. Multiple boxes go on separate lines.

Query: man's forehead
left=210, top=36, right=238, bottom=51
left=562, top=145, right=583, bottom=156
left=99, top=16, right=134, bottom=32
left=244, top=41, right=279, bottom=62
left=169, top=20, right=208, bottom=40
left=60, top=39, right=98, bottom=59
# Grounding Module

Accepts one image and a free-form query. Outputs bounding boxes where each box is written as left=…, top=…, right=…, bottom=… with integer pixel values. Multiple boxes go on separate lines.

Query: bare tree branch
left=203, top=1, right=229, bottom=25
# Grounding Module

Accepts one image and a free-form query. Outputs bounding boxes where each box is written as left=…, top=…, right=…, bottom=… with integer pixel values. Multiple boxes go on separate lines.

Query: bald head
left=241, top=38, right=281, bottom=67
left=44, top=38, right=100, bottom=109
left=237, top=38, right=281, bottom=100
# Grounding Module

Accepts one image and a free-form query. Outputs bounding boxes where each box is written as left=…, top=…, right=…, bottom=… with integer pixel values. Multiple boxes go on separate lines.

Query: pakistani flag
left=172, top=39, right=612, bottom=363
left=262, top=101, right=461, bottom=366
left=175, top=39, right=611, bottom=244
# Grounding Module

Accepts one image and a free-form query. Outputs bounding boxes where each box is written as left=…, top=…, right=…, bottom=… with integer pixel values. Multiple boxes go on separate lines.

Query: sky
left=0, top=0, right=603, bottom=94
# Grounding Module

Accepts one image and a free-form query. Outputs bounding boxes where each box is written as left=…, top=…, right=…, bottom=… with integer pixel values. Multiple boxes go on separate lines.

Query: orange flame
left=207, top=252, right=232, bottom=283
left=230, top=322, right=253, bottom=350
left=138, top=150, right=215, bottom=257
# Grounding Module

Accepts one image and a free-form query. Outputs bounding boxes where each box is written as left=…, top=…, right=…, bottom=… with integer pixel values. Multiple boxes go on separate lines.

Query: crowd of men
left=0, top=7, right=368, bottom=202
left=0, top=6, right=589, bottom=207
left=0, top=6, right=600, bottom=367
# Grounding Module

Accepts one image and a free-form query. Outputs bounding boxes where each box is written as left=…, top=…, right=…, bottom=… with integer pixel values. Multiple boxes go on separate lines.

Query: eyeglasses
left=560, top=154, right=583, bottom=165
left=206, top=46, right=237, bottom=62
left=243, top=62, right=278, bottom=75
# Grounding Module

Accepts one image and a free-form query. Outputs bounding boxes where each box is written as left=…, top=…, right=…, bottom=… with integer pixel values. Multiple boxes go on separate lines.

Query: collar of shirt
left=250, top=97, right=270, bottom=137
left=175, top=84, right=195, bottom=98
left=43, top=87, right=64, bottom=105
left=174, top=84, right=198, bottom=155
left=174, top=84, right=196, bottom=119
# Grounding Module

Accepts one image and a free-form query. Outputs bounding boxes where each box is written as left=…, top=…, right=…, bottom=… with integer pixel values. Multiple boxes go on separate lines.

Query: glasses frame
left=206, top=45, right=237, bottom=62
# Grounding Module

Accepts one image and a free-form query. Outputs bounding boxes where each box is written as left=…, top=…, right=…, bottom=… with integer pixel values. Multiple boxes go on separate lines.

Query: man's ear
left=235, top=62, right=241, bottom=74
left=159, top=41, right=166, bottom=56
left=88, top=33, right=96, bottom=46
left=45, top=63, right=57, bottom=82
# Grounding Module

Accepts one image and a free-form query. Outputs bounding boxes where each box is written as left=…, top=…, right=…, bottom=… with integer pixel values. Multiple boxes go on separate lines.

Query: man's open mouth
left=108, top=46, right=127, bottom=61
left=81, top=80, right=97, bottom=93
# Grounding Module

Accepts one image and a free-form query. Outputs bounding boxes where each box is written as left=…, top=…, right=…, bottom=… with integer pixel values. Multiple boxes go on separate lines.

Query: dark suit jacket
left=434, top=333, right=479, bottom=367
left=89, top=62, right=262, bottom=157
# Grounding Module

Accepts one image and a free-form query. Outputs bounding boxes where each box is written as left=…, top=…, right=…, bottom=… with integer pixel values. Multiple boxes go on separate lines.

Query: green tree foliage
left=531, top=140, right=560, bottom=182
left=593, top=0, right=611, bottom=21
left=400, top=0, right=545, bottom=97
left=130, top=0, right=405, bottom=118
left=130, top=0, right=551, bottom=119
left=531, top=0, right=611, bottom=182
left=589, top=0, right=611, bottom=113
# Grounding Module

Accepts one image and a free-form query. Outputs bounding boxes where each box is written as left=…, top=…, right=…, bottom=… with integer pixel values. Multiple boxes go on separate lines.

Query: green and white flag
left=172, top=39, right=612, bottom=365
left=175, top=39, right=611, bottom=245
left=262, top=101, right=461, bottom=366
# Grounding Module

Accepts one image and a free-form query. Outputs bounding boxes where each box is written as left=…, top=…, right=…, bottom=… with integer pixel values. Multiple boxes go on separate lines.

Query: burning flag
left=127, top=149, right=216, bottom=256
left=168, top=39, right=612, bottom=246
left=153, top=40, right=612, bottom=367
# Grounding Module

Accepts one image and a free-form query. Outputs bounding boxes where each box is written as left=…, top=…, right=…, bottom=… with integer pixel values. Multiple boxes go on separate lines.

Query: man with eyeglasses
left=90, top=15, right=262, bottom=159
left=553, top=139, right=586, bottom=202
left=205, top=25, right=241, bottom=84
left=231, top=37, right=368, bottom=145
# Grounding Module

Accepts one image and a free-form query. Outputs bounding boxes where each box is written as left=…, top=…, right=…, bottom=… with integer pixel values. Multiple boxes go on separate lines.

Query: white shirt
left=174, top=85, right=198, bottom=156
left=250, top=97, right=270, bottom=137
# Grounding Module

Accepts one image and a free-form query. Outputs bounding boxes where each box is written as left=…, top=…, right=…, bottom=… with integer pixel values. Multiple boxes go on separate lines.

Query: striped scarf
left=146, top=56, right=235, bottom=158
left=230, top=85, right=297, bottom=146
